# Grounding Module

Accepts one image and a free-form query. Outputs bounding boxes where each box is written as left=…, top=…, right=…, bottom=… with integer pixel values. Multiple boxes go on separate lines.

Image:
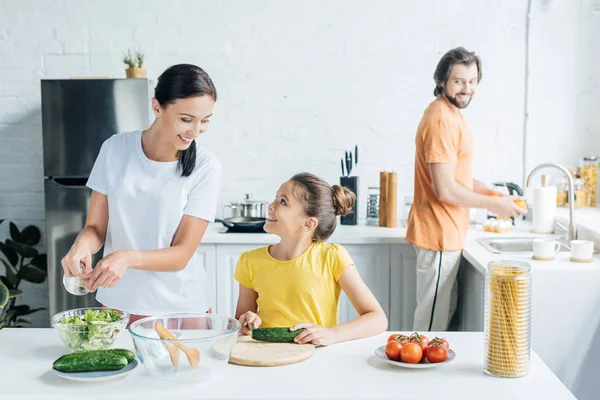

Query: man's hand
left=488, top=195, right=528, bottom=218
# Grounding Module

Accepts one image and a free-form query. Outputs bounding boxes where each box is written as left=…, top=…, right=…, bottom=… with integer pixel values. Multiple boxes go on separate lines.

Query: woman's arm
left=292, top=265, right=388, bottom=346
left=130, top=215, right=209, bottom=272
left=85, top=214, right=209, bottom=291
left=62, top=190, right=108, bottom=276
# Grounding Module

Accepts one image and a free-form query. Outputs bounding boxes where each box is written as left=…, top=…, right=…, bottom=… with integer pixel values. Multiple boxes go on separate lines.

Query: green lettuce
left=59, top=309, right=123, bottom=351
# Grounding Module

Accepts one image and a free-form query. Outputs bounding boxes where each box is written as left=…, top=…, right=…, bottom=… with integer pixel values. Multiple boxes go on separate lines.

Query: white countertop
left=205, top=207, right=600, bottom=250
left=0, top=328, right=575, bottom=400
left=203, top=222, right=410, bottom=244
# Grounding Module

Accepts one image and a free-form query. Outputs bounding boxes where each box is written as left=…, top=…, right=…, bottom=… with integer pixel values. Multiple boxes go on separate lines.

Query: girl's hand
left=239, top=311, right=261, bottom=335
left=84, top=250, right=133, bottom=291
left=290, top=323, right=338, bottom=346
left=61, top=242, right=93, bottom=277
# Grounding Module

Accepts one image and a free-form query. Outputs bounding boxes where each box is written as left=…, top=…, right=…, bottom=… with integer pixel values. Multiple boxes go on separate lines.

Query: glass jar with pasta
left=582, top=156, right=598, bottom=207
left=484, top=261, right=531, bottom=378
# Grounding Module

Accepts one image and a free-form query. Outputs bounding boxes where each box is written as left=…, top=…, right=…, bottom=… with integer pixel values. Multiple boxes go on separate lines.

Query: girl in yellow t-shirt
left=234, top=173, right=388, bottom=346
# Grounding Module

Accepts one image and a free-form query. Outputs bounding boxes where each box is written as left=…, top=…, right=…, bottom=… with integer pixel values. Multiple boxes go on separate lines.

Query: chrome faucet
left=525, top=163, right=576, bottom=242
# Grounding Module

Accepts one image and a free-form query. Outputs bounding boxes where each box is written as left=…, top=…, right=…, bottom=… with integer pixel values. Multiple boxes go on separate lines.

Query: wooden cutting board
left=229, top=334, right=315, bottom=367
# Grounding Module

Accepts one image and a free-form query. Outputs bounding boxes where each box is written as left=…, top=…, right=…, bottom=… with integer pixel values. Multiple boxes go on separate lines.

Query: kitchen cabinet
left=214, top=244, right=263, bottom=317
left=455, top=258, right=485, bottom=332
left=389, top=244, right=417, bottom=331
left=196, top=244, right=217, bottom=313
left=338, top=245, right=391, bottom=327
left=198, top=242, right=417, bottom=331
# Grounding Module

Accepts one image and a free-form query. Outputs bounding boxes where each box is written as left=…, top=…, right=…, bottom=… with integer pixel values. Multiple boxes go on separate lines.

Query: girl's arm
left=235, top=283, right=260, bottom=335
left=293, top=265, right=388, bottom=345
left=85, top=214, right=210, bottom=291
left=332, top=265, right=388, bottom=341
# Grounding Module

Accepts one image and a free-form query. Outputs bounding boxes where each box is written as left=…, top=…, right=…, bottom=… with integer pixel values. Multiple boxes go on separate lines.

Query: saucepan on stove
left=214, top=217, right=266, bottom=233
left=224, top=193, right=269, bottom=219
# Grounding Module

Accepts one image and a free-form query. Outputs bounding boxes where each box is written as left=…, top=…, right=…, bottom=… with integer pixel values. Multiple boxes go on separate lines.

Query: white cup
left=570, top=240, right=594, bottom=261
left=533, top=239, right=561, bottom=259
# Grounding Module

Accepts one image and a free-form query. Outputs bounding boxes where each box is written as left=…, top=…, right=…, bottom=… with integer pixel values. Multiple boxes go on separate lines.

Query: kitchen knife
left=341, top=158, right=345, bottom=177
left=347, top=152, right=353, bottom=176
left=355, top=145, right=358, bottom=166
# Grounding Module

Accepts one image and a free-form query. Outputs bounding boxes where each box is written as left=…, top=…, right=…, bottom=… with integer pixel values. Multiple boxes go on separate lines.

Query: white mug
left=533, top=239, right=561, bottom=259
left=570, top=240, right=594, bottom=261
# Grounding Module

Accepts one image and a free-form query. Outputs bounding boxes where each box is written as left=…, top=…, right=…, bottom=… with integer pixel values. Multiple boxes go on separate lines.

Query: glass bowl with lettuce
left=51, top=308, right=130, bottom=352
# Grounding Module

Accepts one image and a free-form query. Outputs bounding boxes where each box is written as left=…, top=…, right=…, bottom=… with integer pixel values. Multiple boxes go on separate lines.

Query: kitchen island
left=0, top=328, right=575, bottom=399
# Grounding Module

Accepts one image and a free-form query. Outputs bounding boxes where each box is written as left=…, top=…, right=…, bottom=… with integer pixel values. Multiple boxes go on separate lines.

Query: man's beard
left=444, top=87, right=472, bottom=109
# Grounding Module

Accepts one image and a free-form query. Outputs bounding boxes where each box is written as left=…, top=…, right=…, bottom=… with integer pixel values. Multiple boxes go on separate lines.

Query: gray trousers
left=412, top=246, right=462, bottom=331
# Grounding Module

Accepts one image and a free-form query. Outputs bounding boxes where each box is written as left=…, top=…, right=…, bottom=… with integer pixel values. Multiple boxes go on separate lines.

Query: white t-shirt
left=86, top=131, right=221, bottom=315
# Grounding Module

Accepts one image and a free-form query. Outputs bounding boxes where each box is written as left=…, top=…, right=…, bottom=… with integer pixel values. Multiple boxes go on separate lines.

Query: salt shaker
left=366, top=187, right=380, bottom=226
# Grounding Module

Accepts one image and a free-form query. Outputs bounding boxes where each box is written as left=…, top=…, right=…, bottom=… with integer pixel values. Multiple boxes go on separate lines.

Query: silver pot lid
left=230, top=193, right=269, bottom=206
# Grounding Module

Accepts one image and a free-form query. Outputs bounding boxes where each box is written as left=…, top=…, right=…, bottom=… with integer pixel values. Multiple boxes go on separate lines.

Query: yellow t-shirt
left=233, top=241, right=354, bottom=328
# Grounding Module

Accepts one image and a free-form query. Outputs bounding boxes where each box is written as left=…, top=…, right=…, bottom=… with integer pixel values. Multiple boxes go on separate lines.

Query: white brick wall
left=0, top=0, right=597, bottom=327
left=525, top=0, right=600, bottom=183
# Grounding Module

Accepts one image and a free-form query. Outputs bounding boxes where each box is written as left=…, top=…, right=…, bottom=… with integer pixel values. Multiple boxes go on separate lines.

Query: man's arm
left=430, top=163, right=526, bottom=218
left=472, top=178, right=503, bottom=196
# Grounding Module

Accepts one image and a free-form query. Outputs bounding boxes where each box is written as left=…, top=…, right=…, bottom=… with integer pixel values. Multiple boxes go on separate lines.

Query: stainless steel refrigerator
left=42, top=79, right=151, bottom=318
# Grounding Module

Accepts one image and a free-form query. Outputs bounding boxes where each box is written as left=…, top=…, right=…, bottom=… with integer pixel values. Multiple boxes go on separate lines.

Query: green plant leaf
left=16, top=318, right=30, bottom=325
left=0, top=282, right=8, bottom=308
left=9, top=223, right=22, bottom=243
left=19, top=264, right=46, bottom=284
left=8, top=289, right=22, bottom=298
left=0, top=276, right=11, bottom=288
left=0, top=242, right=18, bottom=267
left=4, top=309, right=16, bottom=324
left=0, top=259, right=18, bottom=286
left=13, top=305, right=45, bottom=317
left=6, top=239, right=38, bottom=258
left=20, top=226, right=41, bottom=246
left=30, top=254, right=47, bottom=271
left=0, top=219, right=4, bottom=225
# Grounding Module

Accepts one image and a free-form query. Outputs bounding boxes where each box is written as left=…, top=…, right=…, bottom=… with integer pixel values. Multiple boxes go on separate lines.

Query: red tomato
left=387, top=334, right=409, bottom=345
left=400, top=343, right=423, bottom=364
left=385, top=340, right=403, bottom=361
left=430, top=337, right=449, bottom=350
left=425, top=343, right=448, bottom=363
left=409, top=332, right=429, bottom=352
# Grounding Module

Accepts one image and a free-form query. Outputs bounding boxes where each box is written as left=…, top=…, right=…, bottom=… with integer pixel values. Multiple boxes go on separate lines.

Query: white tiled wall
left=0, top=0, right=598, bottom=327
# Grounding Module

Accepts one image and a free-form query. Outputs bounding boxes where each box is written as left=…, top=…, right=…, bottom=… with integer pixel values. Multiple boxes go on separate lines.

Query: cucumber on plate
left=52, top=349, right=135, bottom=373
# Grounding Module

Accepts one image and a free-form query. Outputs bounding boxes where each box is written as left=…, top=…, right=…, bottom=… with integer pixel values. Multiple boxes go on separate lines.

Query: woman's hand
left=61, top=242, right=93, bottom=277
left=290, top=323, right=338, bottom=346
left=84, top=250, right=135, bottom=291
left=239, top=311, right=261, bottom=335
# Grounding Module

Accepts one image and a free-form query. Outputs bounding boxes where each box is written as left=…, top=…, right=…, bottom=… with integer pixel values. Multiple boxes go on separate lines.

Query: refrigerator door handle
left=50, top=177, right=89, bottom=187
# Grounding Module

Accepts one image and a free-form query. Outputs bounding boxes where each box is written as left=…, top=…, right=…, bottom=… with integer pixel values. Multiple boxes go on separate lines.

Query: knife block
left=340, top=176, right=358, bottom=225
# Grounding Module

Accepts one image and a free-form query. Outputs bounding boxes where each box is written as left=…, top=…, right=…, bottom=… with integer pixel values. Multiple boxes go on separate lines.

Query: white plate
left=374, top=345, right=456, bottom=369
left=53, top=359, right=138, bottom=382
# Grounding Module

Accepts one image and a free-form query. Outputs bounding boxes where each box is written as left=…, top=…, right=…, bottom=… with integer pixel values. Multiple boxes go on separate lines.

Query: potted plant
left=0, top=220, right=47, bottom=329
left=123, top=49, right=146, bottom=78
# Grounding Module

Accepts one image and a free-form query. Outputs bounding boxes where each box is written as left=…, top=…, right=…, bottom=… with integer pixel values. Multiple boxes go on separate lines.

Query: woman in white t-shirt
left=61, top=64, right=221, bottom=325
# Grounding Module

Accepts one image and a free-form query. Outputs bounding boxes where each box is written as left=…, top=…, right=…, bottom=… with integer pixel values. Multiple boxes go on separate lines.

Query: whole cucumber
left=95, top=349, right=136, bottom=363
left=251, top=327, right=305, bottom=343
left=53, top=352, right=128, bottom=373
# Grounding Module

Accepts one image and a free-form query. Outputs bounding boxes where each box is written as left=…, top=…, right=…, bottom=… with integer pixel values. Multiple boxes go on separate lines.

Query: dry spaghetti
left=484, top=262, right=531, bottom=378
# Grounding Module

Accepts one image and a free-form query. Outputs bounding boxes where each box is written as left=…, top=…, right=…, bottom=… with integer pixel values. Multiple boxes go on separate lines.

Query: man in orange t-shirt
left=406, top=47, right=527, bottom=331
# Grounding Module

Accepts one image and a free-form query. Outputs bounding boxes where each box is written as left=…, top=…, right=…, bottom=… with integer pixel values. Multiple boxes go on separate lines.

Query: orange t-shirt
left=406, top=97, right=474, bottom=251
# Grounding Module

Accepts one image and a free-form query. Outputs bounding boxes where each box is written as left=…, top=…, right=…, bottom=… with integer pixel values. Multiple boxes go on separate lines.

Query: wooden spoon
left=155, top=321, right=200, bottom=368
left=163, top=342, right=180, bottom=367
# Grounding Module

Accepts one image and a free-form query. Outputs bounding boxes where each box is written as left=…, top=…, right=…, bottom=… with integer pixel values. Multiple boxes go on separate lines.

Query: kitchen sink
left=477, top=237, right=569, bottom=254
